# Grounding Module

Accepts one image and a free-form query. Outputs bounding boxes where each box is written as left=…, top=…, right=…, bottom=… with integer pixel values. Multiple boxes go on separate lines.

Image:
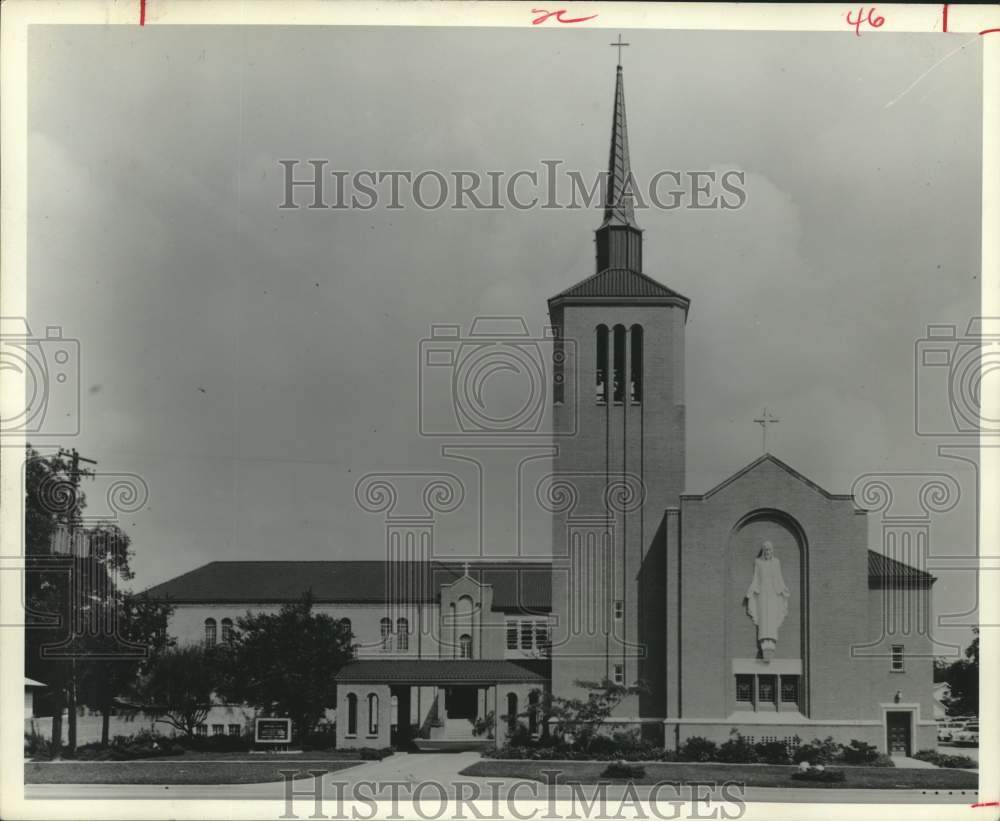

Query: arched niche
left=725, top=509, right=809, bottom=668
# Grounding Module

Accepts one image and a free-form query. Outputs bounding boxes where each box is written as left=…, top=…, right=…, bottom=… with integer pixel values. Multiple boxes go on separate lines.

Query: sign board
left=254, top=717, right=292, bottom=744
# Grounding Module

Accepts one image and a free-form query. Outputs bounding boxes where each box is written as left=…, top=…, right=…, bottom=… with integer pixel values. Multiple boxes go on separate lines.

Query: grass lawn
left=26, top=758, right=361, bottom=785
left=460, top=761, right=979, bottom=791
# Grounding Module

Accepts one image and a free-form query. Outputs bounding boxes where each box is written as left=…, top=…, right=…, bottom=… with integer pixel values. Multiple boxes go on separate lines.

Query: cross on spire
left=610, top=34, right=629, bottom=66
left=462, top=561, right=470, bottom=577
left=753, top=407, right=780, bottom=454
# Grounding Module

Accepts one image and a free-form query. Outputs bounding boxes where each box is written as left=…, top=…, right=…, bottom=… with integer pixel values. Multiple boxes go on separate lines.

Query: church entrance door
left=886, top=711, right=912, bottom=756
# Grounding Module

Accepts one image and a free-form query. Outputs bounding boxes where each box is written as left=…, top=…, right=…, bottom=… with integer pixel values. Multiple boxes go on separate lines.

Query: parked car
left=952, top=723, right=979, bottom=746
left=937, top=721, right=966, bottom=742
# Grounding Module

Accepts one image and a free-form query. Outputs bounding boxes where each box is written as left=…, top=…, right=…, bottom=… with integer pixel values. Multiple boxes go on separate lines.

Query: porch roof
left=333, top=659, right=547, bottom=685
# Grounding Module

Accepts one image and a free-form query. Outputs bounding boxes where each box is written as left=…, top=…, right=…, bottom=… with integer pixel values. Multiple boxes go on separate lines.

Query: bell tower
left=548, top=57, right=689, bottom=723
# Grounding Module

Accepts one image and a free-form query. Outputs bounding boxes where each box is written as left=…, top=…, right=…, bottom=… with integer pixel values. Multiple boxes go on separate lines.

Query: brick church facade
left=147, top=61, right=937, bottom=755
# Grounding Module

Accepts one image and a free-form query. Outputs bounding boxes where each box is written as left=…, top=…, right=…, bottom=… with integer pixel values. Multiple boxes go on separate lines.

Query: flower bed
left=912, top=749, right=977, bottom=769
left=488, top=731, right=896, bottom=768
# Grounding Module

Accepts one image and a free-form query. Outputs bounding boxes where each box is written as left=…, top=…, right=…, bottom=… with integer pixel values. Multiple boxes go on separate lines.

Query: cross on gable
left=753, top=407, right=780, bottom=454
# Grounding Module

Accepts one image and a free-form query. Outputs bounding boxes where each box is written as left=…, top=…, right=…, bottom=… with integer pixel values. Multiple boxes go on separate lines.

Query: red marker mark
left=970, top=801, right=1000, bottom=809
left=846, top=6, right=885, bottom=36
left=531, top=8, right=599, bottom=25
left=943, top=3, right=949, bottom=32
left=139, top=0, right=146, bottom=25
left=981, top=28, right=1000, bottom=35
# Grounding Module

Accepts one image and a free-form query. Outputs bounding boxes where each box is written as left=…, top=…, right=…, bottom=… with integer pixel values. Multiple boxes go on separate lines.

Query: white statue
left=745, top=541, right=790, bottom=660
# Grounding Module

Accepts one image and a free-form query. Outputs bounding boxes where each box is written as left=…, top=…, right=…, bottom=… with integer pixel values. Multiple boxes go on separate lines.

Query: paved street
left=24, top=752, right=978, bottom=805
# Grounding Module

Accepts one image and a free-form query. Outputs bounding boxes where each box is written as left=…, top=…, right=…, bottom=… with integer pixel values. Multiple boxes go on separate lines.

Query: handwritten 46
left=846, top=6, right=886, bottom=37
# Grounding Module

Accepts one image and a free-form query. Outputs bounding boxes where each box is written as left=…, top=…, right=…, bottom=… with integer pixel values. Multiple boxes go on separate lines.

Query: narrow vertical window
left=367, top=693, right=378, bottom=735
left=596, top=325, right=609, bottom=402
left=204, top=618, right=217, bottom=646
left=396, top=618, right=409, bottom=651
left=380, top=617, right=392, bottom=651
left=347, top=693, right=358, bottom=736
left=613, top=663, right=625, bottom=685
left=506, top=693, right=518, bottom=733
left=221, top=618, right=233, bottom=643
left=612, top=325, right=626, bottom=403
left=459, top=634, right=473, bottom=659
left=535, top=621, right=550, bottom=656
left=758, top=675, right=776, bottom=704
left=506, top=620, right=518, bottom=649
left=341, top=618, right=354, bottom=657
left=528, top=690, right=539, bottom=735
left=613, top=600, right=624, bottom=620
left=520, top=620, right=534, bottom=649
left=552, top=325, right=565, bottom=404
left=630, top=325, right=643, bottom=403
left=891, top=645, right=905, bottom=672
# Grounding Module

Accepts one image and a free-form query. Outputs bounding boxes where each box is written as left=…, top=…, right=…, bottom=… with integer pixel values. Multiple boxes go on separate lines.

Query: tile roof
left=334, top=659, right=548, bottom=684
left=144, top=549, right=932, bottom=607
left=549, top=268, right=689, bottom=304
left=868, top=550, right=936, bottom=587
left=144, top=560, right=552, bottom=610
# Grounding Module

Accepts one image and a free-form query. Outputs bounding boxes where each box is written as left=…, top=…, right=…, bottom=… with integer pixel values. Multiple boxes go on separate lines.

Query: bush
left=677, top=736, right=718, bottom=762
left=754, top=739, right=791, bottom=765
left=301, top=730, right=337, bottom=751
left=839, top=739, right=881, bottom=765
left=24, top=730, right=53, bottom=760
left=601, top=761, right=646, bottom=780
left=913, top=749, right=975, bottom=769
left=358, top=746, right=393, bottom=760
left=792, top=768, right=846, bottom=783
left=793, top=736, right=841, bottom=765
left=507, top=722, right=535, bottom=747
left=716, top=732, right=759, bottom=764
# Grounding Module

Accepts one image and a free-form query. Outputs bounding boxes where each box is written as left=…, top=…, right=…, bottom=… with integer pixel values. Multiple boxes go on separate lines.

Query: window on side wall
left=520, top=620, right=533, bottom=649
left=891, top=645, right=905, bottom=672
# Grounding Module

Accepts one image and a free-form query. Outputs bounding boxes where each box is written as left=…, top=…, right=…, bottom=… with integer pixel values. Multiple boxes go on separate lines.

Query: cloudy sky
left=27, top=25, right=982, bottom=650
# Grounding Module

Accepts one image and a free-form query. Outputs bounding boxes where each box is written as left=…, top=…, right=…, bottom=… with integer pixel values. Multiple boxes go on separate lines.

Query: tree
left=216, top=593, right=354, bottom=740
left=77, top=591, right=174, bottom=744
left=24, top=447, right=151, bottom=753
left=24, top=447, right=86, bottom=756
left=134, top=644, right=221, bottom=736
left=544, top=678, right=648, bottom=750
left=941, top=629, right=978, bottom=716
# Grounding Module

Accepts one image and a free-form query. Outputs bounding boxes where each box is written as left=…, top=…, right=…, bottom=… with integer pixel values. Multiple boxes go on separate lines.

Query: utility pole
left=56, top=448, right=96, bottom=753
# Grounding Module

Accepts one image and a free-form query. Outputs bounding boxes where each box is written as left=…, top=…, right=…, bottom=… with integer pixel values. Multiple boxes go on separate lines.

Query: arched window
left=204, top=618, right=217, bottom=646
left=528, top=689, right=539, bottom=735
left=506, top=693, right=518, bottom=733
left=367, top=693, right=379, bottom=736
left=630, top=325, right=643, bottom=403
left=595, top=325, right=609, bottom=402
left=612, top=325, right=626, bottom=403
left=346, top=693, right=358, bottom=736
left=221, top=618, right=233, bottom=643
left=380, top=617, right=392, bottom=651
left=396, top=617, right=409, bottom=651
left=459, top=633, right=473, bottom=659
left=340, top=618, right=355, bottom=657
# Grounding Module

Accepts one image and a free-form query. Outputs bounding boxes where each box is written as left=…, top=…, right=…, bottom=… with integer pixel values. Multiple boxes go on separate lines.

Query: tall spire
left=595, top=62, right=643, bottom=273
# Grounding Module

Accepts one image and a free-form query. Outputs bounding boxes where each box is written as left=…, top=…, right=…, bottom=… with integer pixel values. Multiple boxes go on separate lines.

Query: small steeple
left=595, top=52, right=643, bottom=274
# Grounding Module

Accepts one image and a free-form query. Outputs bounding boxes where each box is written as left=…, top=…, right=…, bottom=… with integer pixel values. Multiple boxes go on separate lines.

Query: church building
left=147, top=60, right=937, bottom=756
